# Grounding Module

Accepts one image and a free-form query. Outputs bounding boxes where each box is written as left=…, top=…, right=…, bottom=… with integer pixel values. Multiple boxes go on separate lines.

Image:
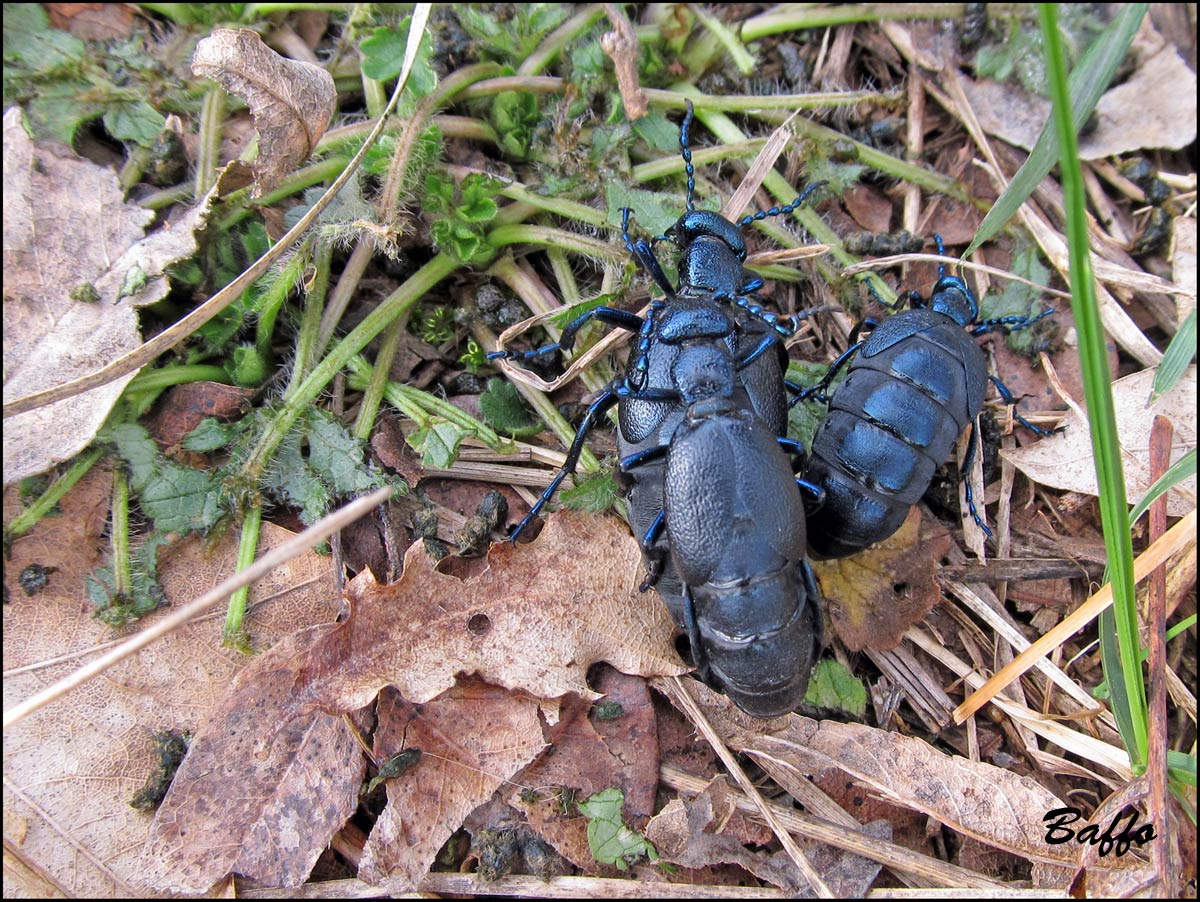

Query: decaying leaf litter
left=2, top=3, right=1196, bottom=898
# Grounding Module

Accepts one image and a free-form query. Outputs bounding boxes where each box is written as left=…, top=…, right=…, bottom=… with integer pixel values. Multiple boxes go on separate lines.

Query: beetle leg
left=790, top=340, right=865, bottom=406
left=621, top=207, right=677, bottom=297
left=989, top=375, right=1066, bottom=437
left=638, top=509, right=669, bottom=592
left=972, top=305, right=1055, bottom=337
left=681, top=584, right=711, bottom=683
left=488, top=306, right=645, bottom=363
left=960, top=419, right=994, bottom=539
left=508, top=388, right=622, bottom=541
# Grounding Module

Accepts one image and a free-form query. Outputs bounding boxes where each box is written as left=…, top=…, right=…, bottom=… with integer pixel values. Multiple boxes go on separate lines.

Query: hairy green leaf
left=478, top=378, right=542, bottom=437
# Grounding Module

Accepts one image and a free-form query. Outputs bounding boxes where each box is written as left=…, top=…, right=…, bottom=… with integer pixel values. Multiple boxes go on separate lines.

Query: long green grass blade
left=1151, top=309, right=1196, bottom=402
left=968, top=5, right=1148, bottom=255
left=1040, top=4, right=1146, bottom=771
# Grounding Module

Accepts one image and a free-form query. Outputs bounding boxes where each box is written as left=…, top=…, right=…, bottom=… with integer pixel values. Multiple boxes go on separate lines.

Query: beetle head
left=926, top=275, right=979, bottom=327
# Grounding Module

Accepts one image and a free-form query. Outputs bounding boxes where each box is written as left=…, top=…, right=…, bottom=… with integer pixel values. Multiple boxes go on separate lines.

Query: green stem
left=741, top=3, right=964, bottom=40
left=1040, top=3, right=1146, bottom=770
left=250, top=156, right=349, bottom=208
left=125, top=364, right=231, bottom=395
left=352, top=317, right=407, bottom=442
left=518, top=4, right=607, bottom=75
left=242, top=252, right=462, bottom=481
left=195, top=86, right=225, bottom=199
left=255, top=240, right=311, bottom=360
left=289, top=241, right=332, bottom=391
left=222, top=503, right=262, bottom=653
left=4, top=448, right=106, bottom=544
left=345, top=356, right=505, bottom=448
left=380, top=61, right=503, bottom=220
left=110, top=469, right=131, bottom=597
left=488, top=224, right=625, bottom=264
left=691, top=3, right=756, bottom=75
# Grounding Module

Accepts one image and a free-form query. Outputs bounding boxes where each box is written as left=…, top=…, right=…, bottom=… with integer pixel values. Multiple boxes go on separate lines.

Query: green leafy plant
left=1037, top=6, right=1196, bottom=805
left=803, top=659, right=868, bottom=717
left=455, top=4, right=572, bottom=65
left=87, top=534, right=170, bottom=627
left=575, top=788, right=659, bottom=871
left=478, top=378, right=543, bottom=438
left=424, top=170, right=503, bottom=264
left=3, top=4, right=173, bottom=146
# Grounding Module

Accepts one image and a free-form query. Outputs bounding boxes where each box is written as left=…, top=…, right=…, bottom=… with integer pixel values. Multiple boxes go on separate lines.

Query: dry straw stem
left=909, top=626, right=1134, bottom=780
left=665, top=676, right=834, bottom=898
left=841, top=253, right=1074, bottom=300
left=238, top=873, right=1068, bottom=898
left=661, top=765, right=1008, bottom=891
left=953, top=508, right=1197, bottom=725
left=2, top=485, right=395, bottom=729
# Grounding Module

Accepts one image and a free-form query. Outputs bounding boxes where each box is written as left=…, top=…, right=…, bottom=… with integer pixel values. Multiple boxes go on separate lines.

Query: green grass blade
left=1151, top=309, right=1196, bottom=402
left=1040, top=4, right=1146, bottom=771
left=968, top=4, right=1148, bottom=255
left=1128, top=448, right=1196, bottom=525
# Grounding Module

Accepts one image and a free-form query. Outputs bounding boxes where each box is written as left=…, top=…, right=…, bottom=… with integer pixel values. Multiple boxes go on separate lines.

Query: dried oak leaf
left=192, top=29, right=336, bottom=197
left=811, top=507, right=952, bottom=652
left=358, top=681, right=545, bottom=889
left=139, top=625, right=364, bottom=893
left=646, top=775, right=802, bottom=891
left=2, top=108, right=212, bottom=484
left=282, top=510, right=688, bottom=719
left=654, top=678, right=1078, bottom=881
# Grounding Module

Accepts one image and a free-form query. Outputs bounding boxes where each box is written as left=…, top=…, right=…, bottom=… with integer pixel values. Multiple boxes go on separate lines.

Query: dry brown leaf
left=192, top=28, right=336, bottom=197
left=281, top=511, right=688, bottom=719
left=811, top=508, right=952, bottom=652
left=139, top=625, right=365, bottom=893
left=646, top=774, right=890, bottom=896
left=588, top=665, right=660, bottom=824
left=358, top=680, right=545, bottom=888
left=2, top=108, right=211, bottom=484
left=1002, top=365, right=1196, bottom=516
left=2, top=470, right=339, bottom=898
left=508, top=691, right=652, bottom=874
left=645, top=775, right=806, bottom=892
left=658, top=679, right=1077, bottom=877
left=961, top=45, right=1196, bottom=159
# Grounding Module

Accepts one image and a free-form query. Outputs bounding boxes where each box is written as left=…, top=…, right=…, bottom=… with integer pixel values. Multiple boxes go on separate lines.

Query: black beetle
left=491, top=101, right=825, bottom=716
left=798, top=237, right=1060, bottom=558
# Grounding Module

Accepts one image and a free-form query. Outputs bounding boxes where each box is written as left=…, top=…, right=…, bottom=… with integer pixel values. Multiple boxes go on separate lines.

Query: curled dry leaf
left=358, top=681, right=545, bottom=889
left=655, top=678, right=1084, bottom=884
left=192, top=28, right=336, bottom=197
left=2, top=469, right=340, bottom=898
left=2, top=108, right=212, bottom=484
left=811, top=508, right=952, bottom=652
left=282, top=510, right=688, bottom=719
left=1002, top=365, right=1196, bottom=516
